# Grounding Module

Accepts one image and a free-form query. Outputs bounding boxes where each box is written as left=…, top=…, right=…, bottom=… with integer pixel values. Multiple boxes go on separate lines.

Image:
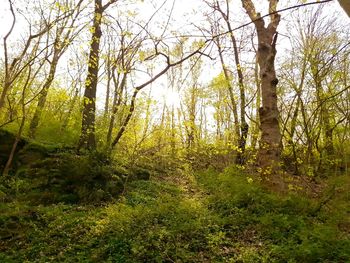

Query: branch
left=217, top=0, right=333, bottom=40
left=102, top=0, right=118, bottom=11
left=304, top=85, right=350, bottom=131
left=162, top=1, right=333, bottom=43
left=3, top=0, right=16, bottom=78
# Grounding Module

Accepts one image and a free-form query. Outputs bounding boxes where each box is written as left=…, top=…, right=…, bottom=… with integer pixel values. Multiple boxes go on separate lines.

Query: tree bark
left=78, top=0, right=104, bottom=151
left=242, top=0, right=282, bottom=170
left=338, top=0, right=350, bottom=16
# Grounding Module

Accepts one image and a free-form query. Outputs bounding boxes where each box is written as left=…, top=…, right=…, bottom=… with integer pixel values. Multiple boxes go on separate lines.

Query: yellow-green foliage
left=1, top=166, right=349, bottom=262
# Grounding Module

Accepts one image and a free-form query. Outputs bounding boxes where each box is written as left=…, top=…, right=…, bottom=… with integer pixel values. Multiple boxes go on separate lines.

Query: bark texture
left=242, top=0, right=282, bottom=170
left=78, top=0, right=103, bottom=150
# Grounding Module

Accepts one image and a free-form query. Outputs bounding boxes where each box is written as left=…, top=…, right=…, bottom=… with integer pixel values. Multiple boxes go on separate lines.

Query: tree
left=104, top=19, right=141, bottom=147
left=109, top=45, right=206, bottom=149
left=213, top=29, right=240, bottom=150
left=3, top=35, right=48, bottom=176
left=0, top=0, right=71, bottom=116
left=279, top=7, right=350, bottom=174
left=206, top=0, right=249, bottom=164
left=29, top=0, right=84, bottom=138
left=78, top=0, right=118, bottom=151
left=241, top=0, right=282, bottom=174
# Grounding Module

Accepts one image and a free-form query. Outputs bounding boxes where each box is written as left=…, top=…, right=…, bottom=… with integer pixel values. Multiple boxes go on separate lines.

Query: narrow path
left=158, top=169, right=208, bottom=203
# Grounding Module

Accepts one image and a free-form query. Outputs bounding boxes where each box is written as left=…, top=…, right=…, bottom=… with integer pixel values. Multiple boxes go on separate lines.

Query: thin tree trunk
left=106, top=72, right=126, bottom=146
left=2, top=116, right=25, bottom=176
left=188, top=87, right=196, bottom=149
left=216, top=40, right=240, bottom=145
left=229, top=30, right=248, bottom=164
left=111, top=89, right=139, bottom=148
left=29, top=54, right=59, bottom=138
left=104, top=53, right=112, bottom=119
left=2, top=66, right=31, bottom=176
left=216, top=0, right=249, bottom=163
left=171, top=105, right=176, bottom=156
left=0, top=81, right=11, bottom=113
left=251, top=57, right=261, bottom=150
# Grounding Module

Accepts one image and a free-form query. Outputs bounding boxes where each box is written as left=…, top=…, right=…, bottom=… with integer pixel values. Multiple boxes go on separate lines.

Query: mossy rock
left=0, top=129, right=27, bottom=148
left=2, top=140, right=151, bottom=205
left=17, top=143, right=60, bottom=167
left=0, top=129, right=28, bottom=169
left=18, top=152, right=127, bottom=204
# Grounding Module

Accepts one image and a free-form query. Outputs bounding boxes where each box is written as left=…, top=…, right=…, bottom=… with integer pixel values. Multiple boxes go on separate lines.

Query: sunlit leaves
left=54, top=1, right=69, bottom=12
left=191, top=39, right=206, bottom=50
left=139, top=50, right=146, bottom=61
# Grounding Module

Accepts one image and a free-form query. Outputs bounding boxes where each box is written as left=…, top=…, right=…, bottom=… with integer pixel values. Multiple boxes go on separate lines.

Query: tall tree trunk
left=216, top=40, right=240, bottom=145
left=28, top=3, right=80, bottom=137
left=29, top=54, right=59, bottom=138
left=257, top=32, right=281, bottom=168
left=338, top=0, right=350, bottom=16
left=78, top=0, right=103, bottom=151
left=242, top=0, right=282, bottom=171
left=316, top=81, right=334, bottom=156
left=230, top=31, right=248, bottom=164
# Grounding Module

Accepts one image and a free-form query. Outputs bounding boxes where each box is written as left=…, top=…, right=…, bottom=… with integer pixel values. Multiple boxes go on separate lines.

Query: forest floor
left=0, top=164, right=349, bottom=262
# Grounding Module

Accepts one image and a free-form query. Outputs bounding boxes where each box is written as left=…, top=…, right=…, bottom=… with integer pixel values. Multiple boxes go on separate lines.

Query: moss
left=22, top=152, right=126, bottom=204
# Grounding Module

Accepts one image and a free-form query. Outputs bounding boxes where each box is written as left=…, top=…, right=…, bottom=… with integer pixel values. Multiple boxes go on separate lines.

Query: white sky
left=1, top=0, right=347, bottom=51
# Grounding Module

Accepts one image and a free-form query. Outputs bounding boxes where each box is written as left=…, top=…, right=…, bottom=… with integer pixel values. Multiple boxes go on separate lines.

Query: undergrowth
left=0, top=166, right=349, bottom=262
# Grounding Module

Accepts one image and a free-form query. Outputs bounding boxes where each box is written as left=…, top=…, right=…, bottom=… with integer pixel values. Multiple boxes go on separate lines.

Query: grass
left=0, top=166, right=349, bottom=262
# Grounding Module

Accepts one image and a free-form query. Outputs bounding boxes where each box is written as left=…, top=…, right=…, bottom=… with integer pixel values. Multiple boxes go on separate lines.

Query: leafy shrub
left=197, top=167, right=350, bottom=262
left=99, top=198, right=221, bottom=262
left=1, top=165, right=348, bottom=262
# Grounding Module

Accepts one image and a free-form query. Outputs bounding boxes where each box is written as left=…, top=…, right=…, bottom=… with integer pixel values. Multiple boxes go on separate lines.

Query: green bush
left=1, top=164, right=348, bottom=262
left=197, top=167, right=350, bottom=263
